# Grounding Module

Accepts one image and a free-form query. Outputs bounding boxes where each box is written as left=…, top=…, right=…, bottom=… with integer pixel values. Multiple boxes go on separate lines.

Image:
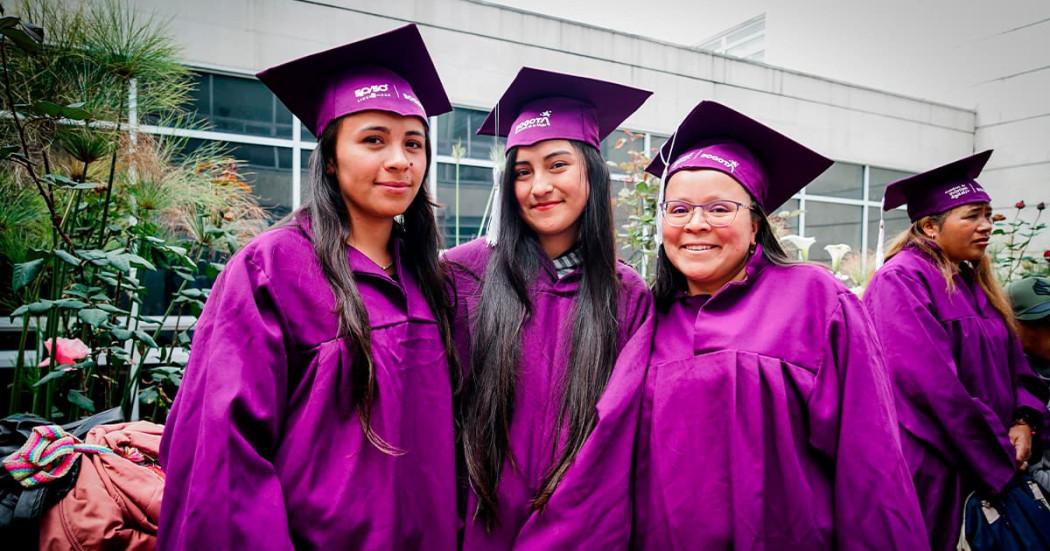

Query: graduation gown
left=444, top=238, right=655, bottom=550
left=633, top=246, right=928, bottom=550
left=159, top=220, right=458, bottom=550
left=863, top=244, right=1047, bottom=551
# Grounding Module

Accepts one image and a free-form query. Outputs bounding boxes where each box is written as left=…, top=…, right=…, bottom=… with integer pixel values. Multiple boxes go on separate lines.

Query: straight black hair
left=461, top=140, right=620, bottom=528
left=291, top=116, right=459, bottom=453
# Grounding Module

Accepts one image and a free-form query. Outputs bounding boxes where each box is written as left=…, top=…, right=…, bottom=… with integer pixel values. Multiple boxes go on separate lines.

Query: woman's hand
left=1009, top=422, right=1033, bottom=470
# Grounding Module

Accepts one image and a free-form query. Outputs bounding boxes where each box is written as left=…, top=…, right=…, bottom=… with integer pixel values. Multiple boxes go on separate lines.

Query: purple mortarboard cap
left=882, top=150, right=993, bottom=222
left=256, top=24, right=452, bottom=137
left=645, top=101, right=832, bottom=213
left=476, top=67, right=651, bottom=150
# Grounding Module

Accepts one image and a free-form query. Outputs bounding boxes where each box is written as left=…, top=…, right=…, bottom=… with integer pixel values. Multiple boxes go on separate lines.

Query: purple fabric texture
left=644, top=101, right=832, bottom=212
left=443, top=238, right=655, bottom=550
left=863, top=245, right=1047, bottom=550
left=476, top=67, right=652, bottom=151
left=256, top=24, right=452, bottom=136
left=159, top=220, right=458, bottom=550
left=882, top=150, right=994, bottom=221
left=633, top=247, right=928, bottom=550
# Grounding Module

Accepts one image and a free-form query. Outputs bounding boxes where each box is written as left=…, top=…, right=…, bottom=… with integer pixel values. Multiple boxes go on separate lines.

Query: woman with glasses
left=631, top=101, right=927, bottom=549
left=863, top=151, right=1046, bottom=551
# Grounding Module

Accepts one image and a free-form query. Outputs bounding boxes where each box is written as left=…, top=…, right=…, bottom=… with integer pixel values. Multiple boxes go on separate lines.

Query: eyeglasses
left=660, top=199, right=752, bottom=228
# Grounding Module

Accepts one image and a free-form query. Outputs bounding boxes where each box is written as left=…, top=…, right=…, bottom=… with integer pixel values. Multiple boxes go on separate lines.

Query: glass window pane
left=601, top=129, right=646, bottom=175
left=769, top=198, right=801, bottom=237
left=869, top=167, right=913, bottom=205
left=867, top=206, right=911, bottom=256
left=802, top=201, right=863, bottom=263
left=436, top=107, right=503, bottom=161
left=435, top=162, right=496, bottom=247
left=301, top=122, right=318, bottom=143
left=181, top=139, right=293, bottom=219
left=190, top=72, right=292, bottom=138
left=805, top=161, right=863, bottom=200
left=300, top=148, right=316, bottom=206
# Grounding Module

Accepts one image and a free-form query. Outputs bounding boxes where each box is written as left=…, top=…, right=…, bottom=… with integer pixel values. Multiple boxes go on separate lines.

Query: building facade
left=122, top=0, right=984, bottom=266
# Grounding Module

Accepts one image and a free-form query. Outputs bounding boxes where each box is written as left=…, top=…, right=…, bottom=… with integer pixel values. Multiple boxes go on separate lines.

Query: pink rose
left=38, top=337, right=90, bottom=368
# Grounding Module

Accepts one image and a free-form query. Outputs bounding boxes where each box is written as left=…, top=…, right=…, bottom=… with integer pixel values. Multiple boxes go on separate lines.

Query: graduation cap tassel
left=654, top=130, right=679, bottom=247
left=486, top=102, right=502, bottom=246
left=486, top=166, right=503, bottom=246
left=874, top=202, right=886, bottom=270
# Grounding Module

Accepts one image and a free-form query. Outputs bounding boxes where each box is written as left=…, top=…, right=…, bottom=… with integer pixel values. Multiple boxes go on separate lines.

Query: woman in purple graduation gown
left=863, top=151, right=1047, bottom=551
left=442, top=68, right=655, bottom=549
left=632, top=101, right=928, bottom=550
left=159, top=26, right=461, bottom=550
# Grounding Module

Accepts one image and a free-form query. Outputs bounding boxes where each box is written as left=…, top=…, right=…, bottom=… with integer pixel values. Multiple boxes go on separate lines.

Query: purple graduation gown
left=443, top=238, right=655, bottom=550
left=159, top=220, right=458, bottom=550
left=863, top=245, right=1047, bottom=551
left=633, top=246, right=928, bottom=550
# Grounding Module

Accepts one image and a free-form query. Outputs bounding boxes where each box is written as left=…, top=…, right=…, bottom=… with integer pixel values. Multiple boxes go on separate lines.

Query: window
left=697, top=14, right=766, bottom=62
left=601, top=129, right=646, bottom=174
left=803, top=202, right=864, bottom=263
left=191, top=72, right=293, bottom=138
left=435, top=163, right=496, bottom=247
left=182, top=139, right=294, bottom=219
left=436, top=107, right=502, bottom=161
left=868, top=206, right=911, bottom=254
left=869, top=167, right=913, bottom=204
left=806, top=162, right=864, bottom=200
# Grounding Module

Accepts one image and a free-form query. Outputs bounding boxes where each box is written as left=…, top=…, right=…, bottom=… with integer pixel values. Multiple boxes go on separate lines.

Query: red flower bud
left=1015, top=200, right=1026, bottom=209
left=1044, top=249, right=1050, bottom=261
left=1038, top=202, right=1046, bottom=211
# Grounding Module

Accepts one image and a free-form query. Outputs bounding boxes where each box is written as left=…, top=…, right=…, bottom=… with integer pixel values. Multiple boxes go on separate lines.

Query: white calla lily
left=824, top=243, right=852, bottom=273
left=780, top=234, right=816, bottom=261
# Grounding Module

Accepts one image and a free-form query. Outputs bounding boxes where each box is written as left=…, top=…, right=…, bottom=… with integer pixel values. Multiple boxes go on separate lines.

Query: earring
left=748, top=242, right=757, bottom=255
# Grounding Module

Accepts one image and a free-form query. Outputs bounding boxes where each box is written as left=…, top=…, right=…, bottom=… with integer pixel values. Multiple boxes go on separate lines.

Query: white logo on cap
left=402, top=92, right=423, bottom=109
left=945, top=182, right=983, bottom=200
left=354, top=84, right=391, bottom=101
left=514, top=110, right=552, bottom=134
left=670, top=150, right=739, bottom=173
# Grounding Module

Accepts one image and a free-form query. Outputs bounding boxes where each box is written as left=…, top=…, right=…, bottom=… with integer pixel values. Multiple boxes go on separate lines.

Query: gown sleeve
left=863, top=269, right=1017, bottom=494
left=807, top=292, right=930, bottom=550
left=159, top=251, right=295, bottom=551
left=512, top=287, right=656, bottom=550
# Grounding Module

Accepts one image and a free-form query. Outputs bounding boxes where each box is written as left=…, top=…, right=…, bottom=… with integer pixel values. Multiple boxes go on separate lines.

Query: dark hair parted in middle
left=461, top=140, right=620, bottom=527
left=296, top=116, right=459, bottom=453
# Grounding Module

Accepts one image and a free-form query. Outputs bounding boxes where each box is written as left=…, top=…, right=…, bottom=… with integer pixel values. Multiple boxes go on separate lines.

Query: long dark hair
left=652, top=195, right=793, bottom=310
left=293, top=116, right=459, bottom=453
left=461, top=140, right=620, bottom=528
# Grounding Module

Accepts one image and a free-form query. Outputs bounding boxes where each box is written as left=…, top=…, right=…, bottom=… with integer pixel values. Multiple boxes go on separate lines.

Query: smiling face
left=326, top=110, right=428, bottom=224
left=512, top=139, right=589, bottom=257
left=662, top=169, right=759, bottom=296
left=921, top=202, right=993, bottom=264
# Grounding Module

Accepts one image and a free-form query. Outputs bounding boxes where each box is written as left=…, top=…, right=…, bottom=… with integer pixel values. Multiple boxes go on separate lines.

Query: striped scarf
left=3, top=424, right=112, bottom=488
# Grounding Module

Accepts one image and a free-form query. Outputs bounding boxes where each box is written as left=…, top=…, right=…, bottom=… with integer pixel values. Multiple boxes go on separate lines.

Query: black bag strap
left=63, top=407, right=124, bottom=439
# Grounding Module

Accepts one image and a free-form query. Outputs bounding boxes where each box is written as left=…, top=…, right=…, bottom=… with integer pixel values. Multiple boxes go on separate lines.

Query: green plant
left=613, top=132, right=658, bottom=280
left=1, top=1, right=265, bottom=423
left=991, top=201, right=1048, bottom=284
